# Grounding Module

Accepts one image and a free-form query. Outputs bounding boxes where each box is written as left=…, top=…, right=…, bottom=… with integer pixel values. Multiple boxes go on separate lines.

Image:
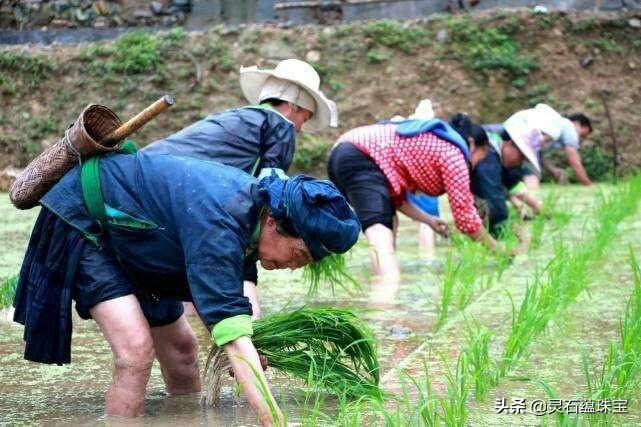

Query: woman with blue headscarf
left=12, top=150, right=359, bottom=425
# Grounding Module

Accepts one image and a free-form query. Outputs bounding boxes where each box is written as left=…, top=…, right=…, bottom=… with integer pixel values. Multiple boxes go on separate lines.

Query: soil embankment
left=1, top=10, right=640, bottom=184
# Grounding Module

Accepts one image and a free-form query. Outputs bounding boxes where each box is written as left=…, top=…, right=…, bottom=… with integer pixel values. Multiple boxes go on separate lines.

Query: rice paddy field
left=1, top=178, right=641, bottom=426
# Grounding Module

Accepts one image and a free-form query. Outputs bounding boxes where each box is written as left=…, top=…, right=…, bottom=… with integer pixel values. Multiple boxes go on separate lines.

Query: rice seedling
left=435, top=234, right=490, bottom=329
left=203, top=306, right=381, bottom=406
left=579, top=250, right=641, bottom=420
left=0, top=275, right=18, bottom=309
left=538, top=380, right=580, bottom=427
left=440, top=352, right=470, bottom=426
left=237, top=354, right=285, bottom=426
left=303, top=253, right=361, bottom=296
left=463, top=323, right=499, bottom=400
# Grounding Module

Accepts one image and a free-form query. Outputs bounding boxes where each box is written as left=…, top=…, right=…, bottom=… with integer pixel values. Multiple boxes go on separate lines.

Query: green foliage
left=292, top=134, right=330, bottom=171
left=570, top=17, right=598, bottom=33
left=79, top=32, right=161, bottom=75
left=366, top=49, right=390, bottom=64
left=208, top=35, right=236, bottom=72
left=447, top=18, right=536, bottom=82
left=310, top=61, right=343, bottom=93
left=0, top=275, right=18, bottom=309
left=162, top=27, right=186, bottom=47
left=0, top=50, right=56, bottom=90
left=363, top=20, right=428, bottom=54
left=580, top=145, right=614, bottom=181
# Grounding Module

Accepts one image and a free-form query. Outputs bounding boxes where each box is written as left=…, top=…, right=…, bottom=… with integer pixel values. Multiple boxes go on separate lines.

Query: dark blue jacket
left=471, top=146, right=523, bottom=237
left=40, top=152, right=261, bottom=328
left=142, top=106, right=296, bottom=176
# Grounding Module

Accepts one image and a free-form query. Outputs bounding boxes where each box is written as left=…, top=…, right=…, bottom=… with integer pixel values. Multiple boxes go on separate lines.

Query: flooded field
left=1, top=182, right=641, bottom=425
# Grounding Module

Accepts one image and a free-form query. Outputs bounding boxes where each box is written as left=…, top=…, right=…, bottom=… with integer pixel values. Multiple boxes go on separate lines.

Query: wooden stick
left=101, top=95, right=174, bottom=146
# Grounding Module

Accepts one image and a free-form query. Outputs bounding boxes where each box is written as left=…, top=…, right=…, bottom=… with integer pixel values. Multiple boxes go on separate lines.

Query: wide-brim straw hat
left=239, top=59, right=336, bottom=132
left=503, top=111, right=543, bottom=175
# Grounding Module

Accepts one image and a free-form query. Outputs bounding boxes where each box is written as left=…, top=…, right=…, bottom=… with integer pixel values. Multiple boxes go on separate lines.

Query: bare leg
left=90, top=295, right=155, bottom=417
left=418, top=223, right=436, bottom=254
left=365, top=223, right=401, bottom=301
left=150, top=315, right=201, bottom=395
left=182, top=302, right=197, bottom=316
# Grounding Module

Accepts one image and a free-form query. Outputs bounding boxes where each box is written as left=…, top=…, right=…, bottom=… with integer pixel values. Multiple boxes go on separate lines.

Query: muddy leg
left=365, top=223, right=401, bottom=301
left=150, top=314, right=201, bottom=395
left=90, top=295, right=155, bottom=417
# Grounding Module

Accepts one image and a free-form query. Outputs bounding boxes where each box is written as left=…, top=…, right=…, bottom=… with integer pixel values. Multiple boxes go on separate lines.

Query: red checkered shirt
left=337, top=123, right=482, bottom=235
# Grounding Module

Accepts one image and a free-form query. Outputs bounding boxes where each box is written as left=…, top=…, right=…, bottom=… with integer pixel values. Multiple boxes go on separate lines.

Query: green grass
left=78, top=31, right=162, bottom=75
left=0, top=275, right=18, bottom=309
left=446, top=17, right=536, bottom=83
left=362, top=20, right=428, bottom=54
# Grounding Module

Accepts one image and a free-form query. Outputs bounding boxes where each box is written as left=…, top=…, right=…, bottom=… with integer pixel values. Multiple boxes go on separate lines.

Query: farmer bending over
left=327, top=116, right=496, bottom=299
left=13, top=151, right=359, bottom=425
left=450, top=114, right=543, bottom=237
left=144, top=58, right=336, bottom=317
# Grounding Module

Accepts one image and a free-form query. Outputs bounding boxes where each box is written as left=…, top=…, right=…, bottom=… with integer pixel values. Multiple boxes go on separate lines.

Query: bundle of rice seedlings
left=303, top=253, right=361, bottom=296
left=204, top=306, right=381, bottom=406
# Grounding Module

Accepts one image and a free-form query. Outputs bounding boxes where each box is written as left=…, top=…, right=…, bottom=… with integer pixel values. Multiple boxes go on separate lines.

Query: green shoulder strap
left=81, top=140, right=138, bottom=224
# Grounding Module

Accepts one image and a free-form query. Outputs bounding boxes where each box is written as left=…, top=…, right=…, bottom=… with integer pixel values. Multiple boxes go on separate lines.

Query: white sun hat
left=407, top=99, right=435, bottom=120
left=503, top=110, right=544, bottom=175
left=530, top=103, right=564, bottom=140
left=239, top=59, right=336, bottom=132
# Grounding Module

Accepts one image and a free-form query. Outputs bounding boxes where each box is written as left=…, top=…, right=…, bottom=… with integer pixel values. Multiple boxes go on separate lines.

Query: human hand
left=551, top=167, right=569, bottom=184
left=428, top=217, right=451, bottom=238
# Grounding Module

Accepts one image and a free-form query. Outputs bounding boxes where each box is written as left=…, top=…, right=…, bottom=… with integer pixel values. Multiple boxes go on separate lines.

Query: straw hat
left=239, top=59, right=336, bottom=132
left=503, top=111, right=544, bottom=175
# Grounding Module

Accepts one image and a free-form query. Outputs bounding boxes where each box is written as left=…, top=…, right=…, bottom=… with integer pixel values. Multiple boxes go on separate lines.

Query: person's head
left=239, top=59, right=337, bottom=132
left=256, top=173, right=360, bottom=271
left=262, top=98, right=313, bottom=132
left=567, top=113, right=593, bottom=138
left=500, top=135, right=526, bottom=168
left=449, top=113, right=489, bottom=167
left=258, top=213, right=313, bottom=270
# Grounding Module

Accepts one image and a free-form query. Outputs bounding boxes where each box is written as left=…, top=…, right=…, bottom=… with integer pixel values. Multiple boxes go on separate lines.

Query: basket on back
left=9, top=105, right=123, bottom=210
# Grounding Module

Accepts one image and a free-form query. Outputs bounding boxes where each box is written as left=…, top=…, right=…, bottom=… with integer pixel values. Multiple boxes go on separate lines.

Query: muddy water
left=2, top=184, right=639, bottom=425
left=0, top=191, right=446, bottom=425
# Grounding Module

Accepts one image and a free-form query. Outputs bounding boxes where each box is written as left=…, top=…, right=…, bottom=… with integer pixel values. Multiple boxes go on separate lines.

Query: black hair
left=500, top=129, right=512, bottom=142
left=470, top=124, right=489, bottom=147
left=261, top=98, right=288, bottom=107
left=567, top=113, right=593, bottom=132
left=275, top=216, right=300, bottom=238
left=449, top=113, right=488, bottom=147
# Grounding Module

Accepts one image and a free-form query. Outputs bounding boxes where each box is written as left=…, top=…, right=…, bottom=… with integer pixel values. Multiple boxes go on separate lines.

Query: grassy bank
left=1, top=11, right=640, bottom=182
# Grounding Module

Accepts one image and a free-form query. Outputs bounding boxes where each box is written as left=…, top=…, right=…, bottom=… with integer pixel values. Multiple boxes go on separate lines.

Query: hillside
left=1, top=10, right=640, bottom=186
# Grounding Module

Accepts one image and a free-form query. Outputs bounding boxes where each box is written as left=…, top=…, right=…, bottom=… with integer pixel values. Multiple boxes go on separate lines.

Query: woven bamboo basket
left=9, top=105, right=123, bottom=209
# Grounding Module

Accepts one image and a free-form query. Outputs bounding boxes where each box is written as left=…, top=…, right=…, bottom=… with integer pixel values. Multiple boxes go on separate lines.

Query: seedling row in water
left=320, top=175, right=641, bottom=426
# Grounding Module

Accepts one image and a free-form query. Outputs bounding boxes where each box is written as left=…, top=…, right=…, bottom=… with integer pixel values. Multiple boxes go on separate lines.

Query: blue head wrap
left=258, top=173, right=360, bottom=260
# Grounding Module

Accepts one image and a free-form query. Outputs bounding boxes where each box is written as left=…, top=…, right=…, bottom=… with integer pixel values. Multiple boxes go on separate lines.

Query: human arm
left=224, top=337, right=284, bottom=426
left=565, top=146, right=592, bottom=186
left=397, top=200, right=450, bottom=237
left=540, top=156, right=569, bottom=184
left=440, top=151, right=495, bottom=247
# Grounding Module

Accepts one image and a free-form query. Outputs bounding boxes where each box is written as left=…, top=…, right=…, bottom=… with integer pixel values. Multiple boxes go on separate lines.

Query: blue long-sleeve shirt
left=41, top=152, right=262, bottom=328
left=142, top=105, right=296, bottom=176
